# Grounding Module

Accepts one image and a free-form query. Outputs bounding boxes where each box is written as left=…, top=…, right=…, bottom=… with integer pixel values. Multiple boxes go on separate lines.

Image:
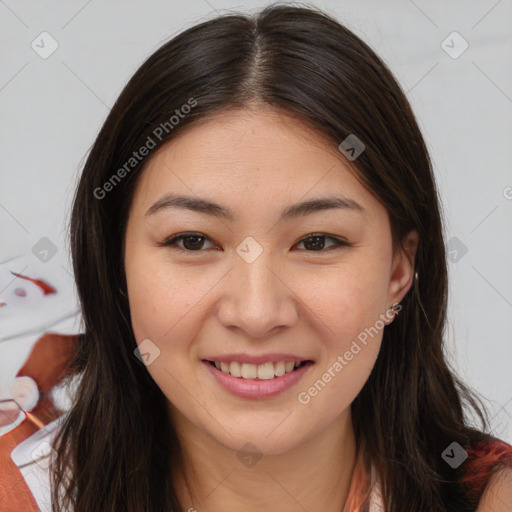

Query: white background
left=0, top=0, right=511, bottom=443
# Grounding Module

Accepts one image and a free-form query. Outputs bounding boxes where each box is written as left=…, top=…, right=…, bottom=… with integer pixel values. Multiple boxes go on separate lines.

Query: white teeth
left=212, top=360, right=306, bottom=379
left=241, top=363, right=258, bottom=379
left=257, top=362, right=275, bottom=380
left=229, top=361, right=242, bottom=377
left=274, top=361, right=286, bottom=377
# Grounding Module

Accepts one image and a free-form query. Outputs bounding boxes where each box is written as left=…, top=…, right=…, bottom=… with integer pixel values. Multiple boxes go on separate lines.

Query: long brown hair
left=52, top=3, right=498, bottom=511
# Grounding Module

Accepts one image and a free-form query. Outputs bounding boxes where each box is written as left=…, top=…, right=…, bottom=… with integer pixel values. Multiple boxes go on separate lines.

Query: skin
left=477, top=469, right=512, bottom=512
left=124, top=106, right=418, bottom=511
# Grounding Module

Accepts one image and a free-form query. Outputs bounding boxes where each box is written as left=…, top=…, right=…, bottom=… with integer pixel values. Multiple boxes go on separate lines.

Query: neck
left=170, top=408, right=357, bottom=512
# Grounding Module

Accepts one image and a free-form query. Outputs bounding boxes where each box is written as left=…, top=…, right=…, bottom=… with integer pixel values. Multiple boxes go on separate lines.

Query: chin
left=203, top=415, right=310, bottom=457
left=222, top=433, right=301, bottom=457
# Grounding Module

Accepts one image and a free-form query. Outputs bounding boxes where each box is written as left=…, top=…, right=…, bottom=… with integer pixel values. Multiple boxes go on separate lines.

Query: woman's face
left=124, top=107, right=417, bottom=455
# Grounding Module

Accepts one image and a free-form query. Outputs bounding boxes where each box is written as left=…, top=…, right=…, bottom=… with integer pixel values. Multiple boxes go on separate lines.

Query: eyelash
left=158, top=232, right=352, bottom=254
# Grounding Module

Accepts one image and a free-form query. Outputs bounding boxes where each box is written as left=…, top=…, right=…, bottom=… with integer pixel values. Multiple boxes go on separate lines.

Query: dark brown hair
left=52, top=3, right=502, bottom=511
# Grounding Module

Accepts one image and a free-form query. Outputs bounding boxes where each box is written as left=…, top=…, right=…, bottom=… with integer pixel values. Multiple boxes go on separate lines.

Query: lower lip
left=202, top=360, right=314, bottom=399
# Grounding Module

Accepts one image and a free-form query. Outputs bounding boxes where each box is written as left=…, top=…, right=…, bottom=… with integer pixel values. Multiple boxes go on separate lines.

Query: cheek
left=295, top=261, right=387, bottom=407
left=300, top=338, right=381, bottom=426
left=299, top=284, right=385, bottom=418
left=300, top=260, right=389, bottom=341
left=125, top=249, right=196, bottom=342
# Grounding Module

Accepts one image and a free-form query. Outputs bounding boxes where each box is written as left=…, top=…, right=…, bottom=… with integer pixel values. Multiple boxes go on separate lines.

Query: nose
left=216, top=251, right=298, bottom=339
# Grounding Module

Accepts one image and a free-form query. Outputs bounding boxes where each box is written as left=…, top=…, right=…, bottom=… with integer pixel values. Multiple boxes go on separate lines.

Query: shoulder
left=476, top=466, right=512, bottom=511
left=463, top=437, right=512, bottom=511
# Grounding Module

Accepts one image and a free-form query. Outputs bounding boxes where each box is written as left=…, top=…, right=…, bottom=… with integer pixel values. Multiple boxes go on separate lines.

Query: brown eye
left=160, top=233, right=216, bottom=252
left=158, top=232, right=350, bottom=254
left=295, top=234, right=349, bottom=251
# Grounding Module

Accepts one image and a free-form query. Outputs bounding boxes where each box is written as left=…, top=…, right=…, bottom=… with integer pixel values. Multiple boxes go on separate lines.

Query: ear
left=388, top=229, right=419, bottom=307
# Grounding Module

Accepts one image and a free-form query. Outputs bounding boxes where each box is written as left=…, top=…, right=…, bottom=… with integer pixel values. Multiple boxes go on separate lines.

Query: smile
left=202, top=359, right=314, bottom=399
left=207, top=360, right=309, bottom=380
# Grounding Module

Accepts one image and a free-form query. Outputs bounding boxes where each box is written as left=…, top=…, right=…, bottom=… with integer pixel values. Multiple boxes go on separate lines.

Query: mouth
left=203, top=359, right=313, bottom=380
left=201, top=358, right=315, bottom=399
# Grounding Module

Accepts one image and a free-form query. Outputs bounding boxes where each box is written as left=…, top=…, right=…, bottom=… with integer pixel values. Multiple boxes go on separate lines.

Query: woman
left=38, top=3, right=511, bottom=511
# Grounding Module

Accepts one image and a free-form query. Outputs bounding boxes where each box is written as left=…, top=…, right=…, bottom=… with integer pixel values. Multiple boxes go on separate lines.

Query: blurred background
left=0, top=0, right=511, bottom=442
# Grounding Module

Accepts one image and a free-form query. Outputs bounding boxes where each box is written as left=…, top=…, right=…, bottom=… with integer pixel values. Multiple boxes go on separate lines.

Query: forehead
left=131, top=107, right=383, bottom=220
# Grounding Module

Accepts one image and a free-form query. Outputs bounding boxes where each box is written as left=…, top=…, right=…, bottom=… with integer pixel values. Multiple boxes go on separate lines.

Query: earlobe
left=388, top=229, right=419, bottom=306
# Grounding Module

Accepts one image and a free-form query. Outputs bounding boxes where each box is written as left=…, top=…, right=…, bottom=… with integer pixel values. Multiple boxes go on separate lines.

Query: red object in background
left=9, top=272, right=57, bottom=296
left=0, top=333, right=79, bottom=512
left=15, top=333, right=77, bottom=394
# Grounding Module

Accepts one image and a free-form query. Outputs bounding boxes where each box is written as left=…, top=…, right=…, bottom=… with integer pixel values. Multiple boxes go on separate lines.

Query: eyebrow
left=145, top=193, right=366, bottom=221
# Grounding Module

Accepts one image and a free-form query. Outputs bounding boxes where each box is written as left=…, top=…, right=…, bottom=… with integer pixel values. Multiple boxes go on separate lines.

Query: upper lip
left=202, top=353, right=313, bottom=365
